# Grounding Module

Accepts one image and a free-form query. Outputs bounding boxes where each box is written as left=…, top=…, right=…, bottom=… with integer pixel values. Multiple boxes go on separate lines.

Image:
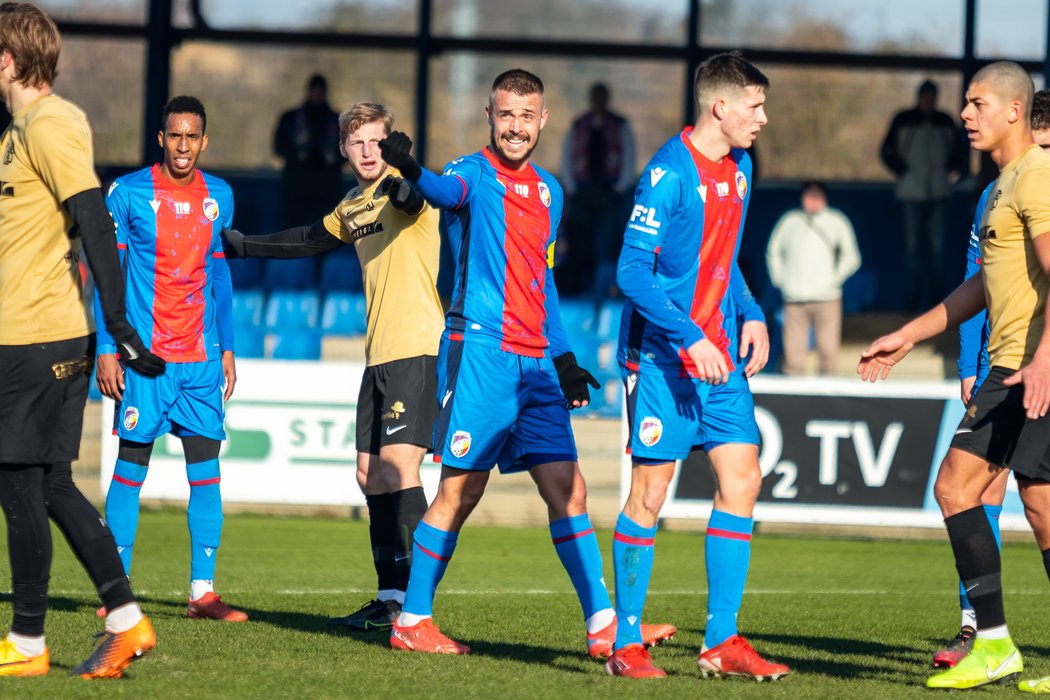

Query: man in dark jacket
left=881, top=80, right=968, bottom=310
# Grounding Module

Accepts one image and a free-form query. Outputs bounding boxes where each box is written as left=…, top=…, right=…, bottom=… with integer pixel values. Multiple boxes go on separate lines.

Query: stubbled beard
left=490, top=129, right=538, bottom=164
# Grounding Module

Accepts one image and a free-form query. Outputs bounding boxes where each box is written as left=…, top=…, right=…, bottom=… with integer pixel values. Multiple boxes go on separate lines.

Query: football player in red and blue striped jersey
left=94, top=96, right=245, bottom=622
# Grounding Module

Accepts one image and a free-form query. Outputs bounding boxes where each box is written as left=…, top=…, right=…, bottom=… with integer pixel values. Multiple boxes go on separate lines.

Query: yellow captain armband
left=547, top=242, right=555, bottom=269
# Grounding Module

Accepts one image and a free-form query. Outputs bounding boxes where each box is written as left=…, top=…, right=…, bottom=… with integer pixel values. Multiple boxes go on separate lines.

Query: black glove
left=554, top=352, right=600, bottom=409
left=375, top=176, right=425, bottom=215
left=107, top=321, right=166, bottom=377
left=222, top=227, right=247, bottom=258
left=378, top=131, right=422, bottom=182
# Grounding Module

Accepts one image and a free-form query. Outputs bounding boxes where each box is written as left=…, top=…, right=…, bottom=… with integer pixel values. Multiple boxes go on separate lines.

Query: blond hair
left=339, top=102, right=395, bottom=142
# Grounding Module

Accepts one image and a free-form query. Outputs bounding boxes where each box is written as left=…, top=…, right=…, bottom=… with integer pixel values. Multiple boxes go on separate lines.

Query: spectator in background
left=274, top=74, right=343, bottom=227
left=881, top=80, right=968, bottom=311
left=560, top=83, right=635, bottom=312
left=766, top=182, right=861, bottom=376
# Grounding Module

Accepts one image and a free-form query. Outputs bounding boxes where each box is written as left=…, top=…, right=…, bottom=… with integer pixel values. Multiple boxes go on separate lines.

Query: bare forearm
left=901, top=274, right=986, bottom=344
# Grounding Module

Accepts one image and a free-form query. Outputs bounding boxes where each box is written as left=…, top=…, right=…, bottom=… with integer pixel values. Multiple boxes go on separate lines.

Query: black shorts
left=356, top=355, right=438, bottom=455
left=0, top=335, right=94, bottom=463
left=951, top=366, right=1050, bottom=481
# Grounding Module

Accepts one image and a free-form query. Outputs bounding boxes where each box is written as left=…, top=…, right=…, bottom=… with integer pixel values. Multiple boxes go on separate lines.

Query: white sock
left=7, top=631, right=45, bottom=657
left=377, top=589, right=401, bottom=604
left=585, top=608, right=616, bottom=634
left=961, top=608, right=977, bottom=629
left=397, top=612, right=430, bottom=627
left=105, top=603, right=144, bottom=633
left=190, top=579, right=214, bottom=601
left=977, top=624, right=1010, bottom=640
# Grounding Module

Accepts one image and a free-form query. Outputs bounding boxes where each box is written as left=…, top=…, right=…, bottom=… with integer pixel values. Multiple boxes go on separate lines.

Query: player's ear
left=539, top=108, right=549, bottom=130
left=714, top=98, right=726, bottom=120
left=200, top=133, right=209, bottom=153
left=156, top=130, right=164, bottom=148
left=485, top=104, right=493, bottom=125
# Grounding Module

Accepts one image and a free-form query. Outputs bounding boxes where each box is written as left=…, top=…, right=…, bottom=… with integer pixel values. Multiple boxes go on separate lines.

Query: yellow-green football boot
left=926, top=636, right=1022, bottom=690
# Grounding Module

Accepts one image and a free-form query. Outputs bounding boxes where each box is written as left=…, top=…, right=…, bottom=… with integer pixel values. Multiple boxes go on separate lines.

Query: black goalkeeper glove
left=107, top=321, right=166, bottom=377
left=222, top=227, right=247, bottom=258
left=378, top=131, right=422, bottom=182
left=554, top=352, right=600, bottom=409
left=375, top=175, right=425, bottom=215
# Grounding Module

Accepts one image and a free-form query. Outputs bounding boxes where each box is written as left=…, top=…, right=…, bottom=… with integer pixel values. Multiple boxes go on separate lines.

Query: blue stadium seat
left=559, top=298, right=596, bottom=335
left=235, top=327, right=266, bottom=359
left=265, top=291, right=320, bottom=332
left=232, top=290, right=265, bottom=329
left=321, top=292, right=368, bottom=336
left=227, top=258, right=266, bottom=290
left=270, top=330, right=323, bottom=360
left=595, top=299, right=624, bottom=342
left=319, top=246, right=364, bottom=292
left=843, top=270, right=877, bottom=313
left=264, top=257, right=318, bottom=291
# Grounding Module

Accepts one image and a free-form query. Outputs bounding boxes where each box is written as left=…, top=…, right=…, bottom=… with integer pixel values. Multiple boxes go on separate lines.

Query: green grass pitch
left=2, top=510, right=1049, bottom=698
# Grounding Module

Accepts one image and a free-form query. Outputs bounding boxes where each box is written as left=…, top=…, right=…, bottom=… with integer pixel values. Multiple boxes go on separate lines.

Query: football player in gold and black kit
left=0, top=2, right=163, bottom=679
left=223, top=102, right=443, bottom=631
left=859, top=61, right=1050, bottom=691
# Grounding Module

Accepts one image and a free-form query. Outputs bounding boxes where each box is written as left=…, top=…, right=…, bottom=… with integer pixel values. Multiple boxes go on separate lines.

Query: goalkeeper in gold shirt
left=223, top=102, right=443, bottom=631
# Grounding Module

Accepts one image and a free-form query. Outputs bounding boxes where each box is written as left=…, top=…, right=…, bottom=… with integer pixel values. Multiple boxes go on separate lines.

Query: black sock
left=391, top=486, right=428, bottom=592
left=1041, top=547, right=1050, bottom=584
left=0, top=464, right=52, bottom=636
left=365, top=493, right=397, bottom=594
left=946, top=506, right=1005, bottom=630
left=44, top=463, right=134, bottom=612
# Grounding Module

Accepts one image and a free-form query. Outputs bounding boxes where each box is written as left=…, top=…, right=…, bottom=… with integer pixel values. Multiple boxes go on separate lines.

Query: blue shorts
left=114, top=360, right=226, bottom=443
left=624, top=367, right=758, bottom=461
left=434, top=337, right=577, bottom=473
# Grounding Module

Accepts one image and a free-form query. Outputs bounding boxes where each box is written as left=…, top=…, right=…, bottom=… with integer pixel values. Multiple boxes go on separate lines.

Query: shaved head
left=971, top=61, right=1034, bottom=121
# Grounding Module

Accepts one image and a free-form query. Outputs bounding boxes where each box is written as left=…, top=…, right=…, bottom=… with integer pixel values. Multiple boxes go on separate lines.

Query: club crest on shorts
left=202, top=198, right=220, bottom=222
left=639, top=416, right=663, bottom=447
left=538, top=182, right=551, bottom=208
left=450, top=430, right=471, bottom=458
left=735, top=171, right=747, bottom=200
left=123, top=406, right=139, bottom=431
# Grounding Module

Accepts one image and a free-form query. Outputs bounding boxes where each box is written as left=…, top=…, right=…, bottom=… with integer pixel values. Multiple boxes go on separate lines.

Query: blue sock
left=612, top=513, right=657, bottom=650
left=959, top=504, right=1003, bottom=612
left=403, top=521, right=458, bottom=617
left=705, top=509, right=753, bottom=649
left=105, top=459, right=149, bottom=575
left=186, top=459, right=223, bottom=584
left=550, top=514, right=612, bottom=621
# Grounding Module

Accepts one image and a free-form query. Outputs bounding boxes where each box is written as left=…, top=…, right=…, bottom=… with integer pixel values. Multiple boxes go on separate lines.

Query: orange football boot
left=390, top=618, right=470, bottom=654
left=71, top=615, right=155, bottom=679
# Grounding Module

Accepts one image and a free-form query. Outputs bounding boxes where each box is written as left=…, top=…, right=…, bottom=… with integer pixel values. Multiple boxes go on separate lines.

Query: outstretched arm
left=858, top=273, right=985, bottom=382
left=223, top=220, right=342, bottom=259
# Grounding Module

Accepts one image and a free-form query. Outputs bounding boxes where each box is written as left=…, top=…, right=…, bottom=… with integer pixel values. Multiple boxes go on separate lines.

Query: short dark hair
left=802, top=181, right=827, bottom=198
left=308, top=73, right=327, bottom=91
left=1033, top=89, right=1050, bottom=131
left=490, top=68, right=544, bottom=103
left=694, top=51, right=769, bottom=111
left=162, top=95, right=207, bottom=133
left=918, top=79, right=938, bottom=97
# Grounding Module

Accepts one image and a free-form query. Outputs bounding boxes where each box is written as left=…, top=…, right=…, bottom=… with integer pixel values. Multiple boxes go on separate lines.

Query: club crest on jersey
left=538, top=182, right=551, bottom=208
left=735, top=171, right=747, bottom=199
left=450, top=430, right=471, bottom=458
left=639, top=416, right=662, bottom=447
left=202, top=198, right=220, bottom=222
left=123, top=406, right=139, bottom=431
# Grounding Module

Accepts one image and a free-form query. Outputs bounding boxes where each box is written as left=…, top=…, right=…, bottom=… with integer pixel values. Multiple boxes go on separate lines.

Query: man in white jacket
left=766, top=182, right=861, bottom=375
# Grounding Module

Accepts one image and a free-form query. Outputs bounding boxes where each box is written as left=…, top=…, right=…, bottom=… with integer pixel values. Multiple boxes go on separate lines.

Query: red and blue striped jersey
left=617, top=128, right=758, bottom=377
left=416, top=147, right=569, bottom=358
left=95, top=164, right=234, bottom=363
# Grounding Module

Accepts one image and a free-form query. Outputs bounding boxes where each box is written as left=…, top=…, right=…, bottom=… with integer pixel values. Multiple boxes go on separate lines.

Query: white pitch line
left=28, top=587, right=1050, bottom=597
